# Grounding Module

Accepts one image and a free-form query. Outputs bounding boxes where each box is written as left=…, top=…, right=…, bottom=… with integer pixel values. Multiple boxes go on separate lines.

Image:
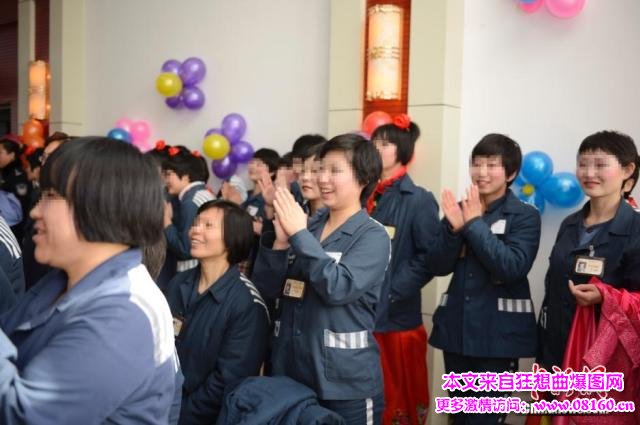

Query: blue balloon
left=521, top=151, right=553, bottom=186
left=540, top=172, right=584, bottom=208
left=514, top=173, right=527, bottom=186
left=516, top=187, right=546, bottom=214
left=107, top=128, right=132, bottom=143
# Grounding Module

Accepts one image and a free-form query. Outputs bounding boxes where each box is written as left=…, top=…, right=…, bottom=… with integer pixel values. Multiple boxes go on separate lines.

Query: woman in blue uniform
left=0, top=137, right=176, bottom=424
left=368, top=115, right=439, bottom=425
left=537, top=130, right=640, bottom=372
left=166, top=199, right=270, bottom=425
left=0, top=136, right=30, bottom=241
left=428, top=134, right=541, bottom=425
left=252, top=134, right=391, bottom=425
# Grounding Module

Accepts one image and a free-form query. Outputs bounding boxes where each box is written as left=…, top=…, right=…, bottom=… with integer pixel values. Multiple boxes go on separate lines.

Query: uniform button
left=296, top=303, right=302, bottom=309
left=465, top=296, right=470, bottom=302
left=295, top=330, right=301, bottom=336
left=468, top=273, right=473, bottom=278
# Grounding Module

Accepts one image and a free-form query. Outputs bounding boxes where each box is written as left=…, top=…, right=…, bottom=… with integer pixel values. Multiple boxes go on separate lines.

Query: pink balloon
left=132, top=138, right=153, bottom=153
left=130, top=121, right=151, bottom=143
left=519, top=0, right=544, bottom=13
left=545, top=0, right=585, bottom=19
left=115, top=118, right=132, bottom=132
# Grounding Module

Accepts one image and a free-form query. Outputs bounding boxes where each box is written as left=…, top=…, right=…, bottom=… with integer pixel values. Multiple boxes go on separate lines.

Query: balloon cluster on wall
left=107, top=118, right=152, bottom=151
left=21, top=119, right=45, bottom=148
left=517, top=0, right=586, bottom=18
left=156, top=57, right=207, bottom=110
left=514, top=151, right=584, bottom=213
left=202, top=113, right=254, bottom=179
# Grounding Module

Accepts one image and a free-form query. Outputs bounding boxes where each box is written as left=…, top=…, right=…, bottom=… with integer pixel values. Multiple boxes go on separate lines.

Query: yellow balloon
left=522, top=183, right=535, bottom=197
left=203, top=134, right=230, bottom=160
left=156, top=72, right=183, bottom=97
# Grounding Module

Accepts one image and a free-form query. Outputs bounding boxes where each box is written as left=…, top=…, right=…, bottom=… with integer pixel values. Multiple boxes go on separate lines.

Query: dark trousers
left=443, top=352, right=517, bottom=425
left=320, top=392, right=384, bottom=425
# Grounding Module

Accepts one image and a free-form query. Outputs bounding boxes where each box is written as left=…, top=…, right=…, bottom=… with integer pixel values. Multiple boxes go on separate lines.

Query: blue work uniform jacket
left=370, top=174, right=440, bottom=332
left=252, top=208, right=391, bottom=400
left=428, top=190, right=541, bottom=358
left=0, top=216, right=24, bottom=297
left=164, top=182, right=215, bottom=271
left=217, top=376, right=345, bottom=425
left=537, top=199, right=640, bottom=370
left=0, top=249, right=176, bottom=424
left=166, top=265, right=270, bottom=425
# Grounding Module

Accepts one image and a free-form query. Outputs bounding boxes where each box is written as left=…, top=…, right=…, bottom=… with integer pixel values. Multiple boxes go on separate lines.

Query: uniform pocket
left=323, top=329, right=374, bottom=383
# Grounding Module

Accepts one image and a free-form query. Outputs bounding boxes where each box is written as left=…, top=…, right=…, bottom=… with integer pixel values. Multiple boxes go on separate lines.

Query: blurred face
left=248, top=158, right=270, bottom=182
left=162, top=169, right=190, bottom=195
left=0, top=146, right=15, bottom=169
left=300, top=156, right=321, bottom=201
left=30, top=190, right=83, bottom=269
left=576, top=149, right=634, bottom=199
left=292, top=157, right=304, bottom=178
left=373, top=138, right=398, bottom=171
left=189, top=208, right=227, bottom=261
left=470, top=155, right=512, bottom=199
left=317, top=151, right=365, bottom=210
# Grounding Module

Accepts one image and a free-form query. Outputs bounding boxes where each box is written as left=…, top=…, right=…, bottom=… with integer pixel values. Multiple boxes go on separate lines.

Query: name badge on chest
left=283, top=278, right=306, bottom=299
left=172, top=316, right=184, bottom=337
left=384, top=225, right=396, bottom=240
left=574, top=255, right=605, bottom=277
left=491, top=219, right=506, bottom=235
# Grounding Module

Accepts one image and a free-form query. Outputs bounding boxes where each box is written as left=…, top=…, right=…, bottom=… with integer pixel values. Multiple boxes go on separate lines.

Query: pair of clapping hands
left=440, top=185, right=485, bottom=233
left=256, top=170, right=307, bottom=249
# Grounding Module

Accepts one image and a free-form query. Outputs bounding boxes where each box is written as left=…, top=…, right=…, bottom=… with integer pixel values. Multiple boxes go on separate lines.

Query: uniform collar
left=56, top=249, right=143, bottom=311
left=396, top=173, right=418, bottom=194
left=566, top=198, right=635, bottom=236
left=484, top=190, right=514, bottom=214
left=178, top=181, right=205, bottom=201
left=181, top=264, right=240, bottom=305
left=310, top=208, right=369, bottom=239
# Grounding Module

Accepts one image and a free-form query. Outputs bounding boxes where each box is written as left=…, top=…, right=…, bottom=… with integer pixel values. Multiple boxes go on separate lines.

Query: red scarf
left=366, top=166, right=407, bottom=214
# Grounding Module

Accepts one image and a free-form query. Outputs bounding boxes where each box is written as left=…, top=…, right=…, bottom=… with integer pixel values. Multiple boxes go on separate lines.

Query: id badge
left=574, top=255, right=605, bottom=277
left=173, top=316, right=185, bottom=337
left=283, top=278, right=306, bottom=299
left=384, top=225, right=396, bottom=240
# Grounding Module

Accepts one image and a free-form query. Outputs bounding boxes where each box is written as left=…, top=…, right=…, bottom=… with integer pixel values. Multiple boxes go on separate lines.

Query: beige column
left=408, top=1, right=464, bottom=424
left=49, top=0, right=85, bottom=135
left=17, top=0, right=36, bottom=128
left=328, top=2, right=465, bottom=424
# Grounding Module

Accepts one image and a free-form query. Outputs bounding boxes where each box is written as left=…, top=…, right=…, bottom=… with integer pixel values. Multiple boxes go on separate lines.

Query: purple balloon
left=165, top=95, right=183, bottom=109
left=182, top=87, right=205, bottom=110
left=221, top=113, right=247, bottom=143
left=178, top=57, right=206, bottom=87
left=229, top=140, right=254, bottom=164
left=161, top=59, right=181, bottom=74
left=212, top=156, right=237, bottom=179
left=204, top=127, right=222, bottom=137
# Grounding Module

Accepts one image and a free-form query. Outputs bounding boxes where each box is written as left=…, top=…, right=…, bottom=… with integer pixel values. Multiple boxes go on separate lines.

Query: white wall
left=457, top=0, right=640, bottom=322
left=84, top=0, right=330, bottom=186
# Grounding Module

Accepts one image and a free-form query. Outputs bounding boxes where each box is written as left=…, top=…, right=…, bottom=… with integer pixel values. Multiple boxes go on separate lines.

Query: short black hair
left=26, top=147, right=44, bottom=170
left=253, top=148, right=280, bottom=174
left=471, top=133, right=522, bottom=187
left=371, top=122, right=420, bottom=165
left=578, top=130, right=639, bottom=198
left=40, top=136, right=164, bottom=247
left=300, top=142, right=324, bottom=162
left=279, top=152, right=293, bottom=168
left=319, top=133, right=382, bottom=205
left=292, top=134, right=327, bottom=159
left=196, top=200, right=254, bottom=265
left=162, top=146, right=209, bottom=182
left=0, top=138, right=23, bottom=168
left=46, top=131, right=73, bottom=146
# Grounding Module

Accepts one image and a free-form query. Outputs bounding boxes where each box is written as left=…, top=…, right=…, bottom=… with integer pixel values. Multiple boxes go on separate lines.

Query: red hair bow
left=24, top=146, right=36, bottom=156
left=155, top=140, right=167, bottom=151
left=393, top=114, right=411, bottom=130
left=168, top=146, right=180, bottom=157
left=192, top=150, right=201, bottom=158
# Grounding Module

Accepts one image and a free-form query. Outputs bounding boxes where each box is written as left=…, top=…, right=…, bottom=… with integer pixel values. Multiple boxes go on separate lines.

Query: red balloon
left=23, top=135, right=45, bottom=148
left=22, top=119, right=44, bottom=139
left=361, top=111, right=392, bottom=135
